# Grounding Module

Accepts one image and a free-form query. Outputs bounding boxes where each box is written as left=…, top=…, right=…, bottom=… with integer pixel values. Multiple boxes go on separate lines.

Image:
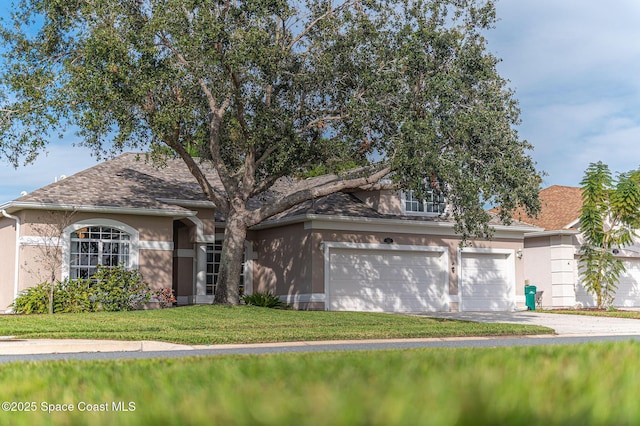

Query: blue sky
left=2, top=1, right=640, bottom=203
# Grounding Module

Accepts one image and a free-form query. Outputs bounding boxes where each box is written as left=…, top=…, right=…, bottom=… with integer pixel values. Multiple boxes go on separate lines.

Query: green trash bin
left=525, top=285, right=537, bottom=311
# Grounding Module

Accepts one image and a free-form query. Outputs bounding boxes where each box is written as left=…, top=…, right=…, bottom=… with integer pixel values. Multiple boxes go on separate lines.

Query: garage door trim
left=323, top=242, right=449, bottom=312
left=457, top=248, right=516, bottom=312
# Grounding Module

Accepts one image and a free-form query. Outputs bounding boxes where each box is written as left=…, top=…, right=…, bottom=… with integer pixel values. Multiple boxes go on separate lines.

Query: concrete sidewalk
left=0, top=338, right=194, bottom=355
left=3, top=311, right=640, bottom=355
left=424, top=311, right=640, bottom=336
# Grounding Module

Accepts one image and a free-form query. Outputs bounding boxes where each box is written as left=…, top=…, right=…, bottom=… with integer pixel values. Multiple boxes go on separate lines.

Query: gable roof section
left=507, top=185, right=583, bottom=231
left=2, top=153, right=213, bottom=216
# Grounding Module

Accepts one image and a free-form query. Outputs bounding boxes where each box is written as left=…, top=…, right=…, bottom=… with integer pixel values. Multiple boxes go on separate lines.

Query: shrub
left=154, top=288, right=177, bottom=308
left=242, top=291, right=288, bottom=309
left=91, top=265, right=152, bottom=311
left=11, top=266, right=153, bottom=314
left=54, top=278, right=96, bottom=313
left=11, top=282, right=51, bottom=314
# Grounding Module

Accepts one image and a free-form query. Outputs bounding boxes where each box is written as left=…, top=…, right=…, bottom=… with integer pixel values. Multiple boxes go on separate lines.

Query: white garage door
left=327, top=246, right=448, bottom=312
left=576, top=258, right=640, bottom=307
left=460, top=251, right=514, bottom=311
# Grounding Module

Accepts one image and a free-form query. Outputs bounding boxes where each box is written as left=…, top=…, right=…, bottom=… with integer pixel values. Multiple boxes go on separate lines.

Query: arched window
left=69, top=226, right=131, bottom=279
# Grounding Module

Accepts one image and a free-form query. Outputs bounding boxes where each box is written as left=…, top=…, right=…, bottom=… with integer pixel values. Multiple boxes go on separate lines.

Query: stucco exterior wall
left=523, top=236, right=553, bottom=307
left=252, top=218, right=527, bottom=311
left=172, top=220, right=196, bottom=303
left=352, top=190, right=403, bottom=215
left=252, top=223, right=313, bottom=302
left=195, top=208, right=216, bottom=237
left=1, top=209, right=177, bottom=311
left=139, top=249, right=173, bottom=290
left=524, top=233, right=579, bottom=308
left=0, top=218, right=17, bottom=311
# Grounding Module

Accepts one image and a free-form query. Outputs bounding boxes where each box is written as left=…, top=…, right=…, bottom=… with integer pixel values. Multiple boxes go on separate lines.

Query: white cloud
left=487, top=0, right=640, bottom=187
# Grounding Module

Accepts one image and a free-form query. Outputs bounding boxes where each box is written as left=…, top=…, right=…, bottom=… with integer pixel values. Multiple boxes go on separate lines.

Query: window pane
left=205, top=238, right=245, bottom=297
left=69, top=226, right=132, bottom=279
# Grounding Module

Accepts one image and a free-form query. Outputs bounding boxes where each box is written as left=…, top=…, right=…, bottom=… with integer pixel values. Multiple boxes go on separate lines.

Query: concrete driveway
left=424, top=311, right=640, bottom=336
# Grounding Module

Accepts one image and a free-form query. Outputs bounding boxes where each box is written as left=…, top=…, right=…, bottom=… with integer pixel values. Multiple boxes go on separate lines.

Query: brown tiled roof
left=507, top=185, right=583, bottom=231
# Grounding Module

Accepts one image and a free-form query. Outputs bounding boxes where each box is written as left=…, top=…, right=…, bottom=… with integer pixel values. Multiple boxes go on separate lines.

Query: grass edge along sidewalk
left=0, top=305, right=554, bottom=345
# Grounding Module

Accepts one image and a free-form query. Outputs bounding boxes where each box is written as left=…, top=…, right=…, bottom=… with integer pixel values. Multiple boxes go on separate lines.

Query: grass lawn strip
left=1, top=341, right=638, bottom=425
left=546, top=309, right=640, bottom=319
left=0, top=305, right=553, bottom=344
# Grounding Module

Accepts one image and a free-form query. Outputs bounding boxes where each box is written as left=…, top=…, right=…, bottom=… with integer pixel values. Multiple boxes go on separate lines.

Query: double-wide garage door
left=327, top=246, right=448, bottom=312
left=326, top=245, right=515, bottom=312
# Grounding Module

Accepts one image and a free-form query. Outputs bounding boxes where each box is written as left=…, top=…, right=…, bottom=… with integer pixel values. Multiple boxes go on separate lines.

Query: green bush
left=10, top=282, right=51, bottom=314
left=54, top=278, right=96, bottom=313
left=242, top=291, right=288, bottom=309
left=91, top=265, right=151, bottom=311
left=11, top=266, right=153, bottom=314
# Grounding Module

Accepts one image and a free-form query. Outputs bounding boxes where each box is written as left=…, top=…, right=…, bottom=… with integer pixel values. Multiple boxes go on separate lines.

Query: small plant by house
left=154, top=288, right=177, bottom=308
left=242, top=292, right=288, bottom=309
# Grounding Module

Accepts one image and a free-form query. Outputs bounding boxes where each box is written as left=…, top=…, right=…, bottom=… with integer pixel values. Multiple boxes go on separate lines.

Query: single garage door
left=460, top=251, right=514, bottom=311
left=576, top=258, right=640, bottom=307
left=327, top=245, right=448, bottom=312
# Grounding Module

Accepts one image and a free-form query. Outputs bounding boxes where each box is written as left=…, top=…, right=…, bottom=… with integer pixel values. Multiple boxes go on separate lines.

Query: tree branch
left=247, top=164, right=392, bottom=225
left=296, top=114, right=349, bottom=134
left=165, top=135, right=229, bottom=214
left=288, top=1, right=355, bottom=51
left=158, top=32, right=236, bottom=194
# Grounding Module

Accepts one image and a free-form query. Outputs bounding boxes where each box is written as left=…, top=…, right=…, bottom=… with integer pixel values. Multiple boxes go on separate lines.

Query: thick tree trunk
left=213, top=211, right=248, bottom=305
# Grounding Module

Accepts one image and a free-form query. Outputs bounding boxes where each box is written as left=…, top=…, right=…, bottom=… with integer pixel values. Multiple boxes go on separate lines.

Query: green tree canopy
left=0, top=0, right=541, bottom=304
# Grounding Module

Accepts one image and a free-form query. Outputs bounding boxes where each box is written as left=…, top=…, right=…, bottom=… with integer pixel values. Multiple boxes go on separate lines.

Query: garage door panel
left=330, top=266, right=438, bottom=283
left=614, top=261, right=640, bottom=307
left=328, top=247, right=447, bottom=312
left=461, top=252, right=514, bottom=311
left=578, top=259, right=640, bottom=307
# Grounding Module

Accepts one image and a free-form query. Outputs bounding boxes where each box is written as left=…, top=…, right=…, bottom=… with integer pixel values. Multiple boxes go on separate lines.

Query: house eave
left=156, top=198, right=217, bottom=209
left=0, top=201, right=195, bottom=218
left=252, top=213, right=540, bottom=238
left=524, top=229, right=580, bottom=238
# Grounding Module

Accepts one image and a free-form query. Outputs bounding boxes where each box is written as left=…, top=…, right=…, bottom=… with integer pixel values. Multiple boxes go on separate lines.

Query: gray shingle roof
left=5, top=152, right=538, bottom=230
left=15, top=153, right=214, bottom=212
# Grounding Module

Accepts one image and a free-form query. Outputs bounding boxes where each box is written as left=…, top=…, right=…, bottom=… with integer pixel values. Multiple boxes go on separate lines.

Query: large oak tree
left=0, top=0, right=541, bottom=304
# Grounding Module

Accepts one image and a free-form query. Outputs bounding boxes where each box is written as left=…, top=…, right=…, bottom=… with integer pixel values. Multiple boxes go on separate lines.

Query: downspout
left=1, top=210, right=20, bottom=308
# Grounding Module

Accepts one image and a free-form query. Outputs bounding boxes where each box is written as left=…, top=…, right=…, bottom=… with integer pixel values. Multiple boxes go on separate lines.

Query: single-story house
left=0, top=153, right=539, bottom=313
left=518, top=185, right=640, bottom=308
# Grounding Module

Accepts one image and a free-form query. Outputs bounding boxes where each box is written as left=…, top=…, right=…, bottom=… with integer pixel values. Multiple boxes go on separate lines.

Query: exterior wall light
left=383, top=237, right=394, bottom=244
left=516, top=249, right=523, bottom=259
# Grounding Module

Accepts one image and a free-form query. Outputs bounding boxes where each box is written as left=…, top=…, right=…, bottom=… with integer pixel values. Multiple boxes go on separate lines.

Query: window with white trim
left=206, top=239, right=245, bottom=296
left=70, top=226, right=131, bottom=279
left=403, top=189, right=446, bottom=214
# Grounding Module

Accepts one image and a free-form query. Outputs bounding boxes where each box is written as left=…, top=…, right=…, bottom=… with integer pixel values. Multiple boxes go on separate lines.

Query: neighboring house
left=515, top=185, right=640, bottom=308
left=0, top=153, right=538, bottom=313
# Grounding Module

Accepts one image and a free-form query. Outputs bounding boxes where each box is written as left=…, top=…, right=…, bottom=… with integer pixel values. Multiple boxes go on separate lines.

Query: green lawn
left=0, top=305, right=553, bottom=344
left=547, top=309, right=640, bottom=319
left=2, top=342, right=639, bottom=425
